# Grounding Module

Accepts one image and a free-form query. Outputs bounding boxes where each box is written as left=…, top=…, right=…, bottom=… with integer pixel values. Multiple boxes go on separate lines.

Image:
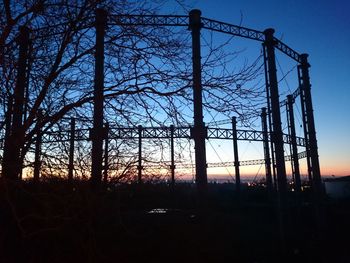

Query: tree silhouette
left=0, top=0, right=264, bottom=183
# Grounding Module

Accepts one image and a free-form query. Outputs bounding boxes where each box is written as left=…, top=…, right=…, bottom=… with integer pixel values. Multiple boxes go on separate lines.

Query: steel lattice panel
left=111, top=15, right=188, bottom=27
left=202, top=18, right=264, bottom=41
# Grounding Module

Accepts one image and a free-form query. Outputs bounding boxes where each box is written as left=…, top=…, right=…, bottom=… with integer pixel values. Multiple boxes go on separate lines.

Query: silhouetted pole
left=300, top=54, right=324, bottom=242
left=299, top=54, right=322, bottom=193
left=103, top=122, right=109, bottom=184
left=2, top=96, right=13, bottom=178
left=262, top=44, right=277, bottom=189
left=33, top=110, right=43, bottom=182
left=298, top=68, right=312, bottom=183
left=287, top=95, right=301, bottom=193
left=2, top=26, right=30, bottom=180
left=91, top=9, right=107, bottom=189
left=189, top=9, right=207, bottom=191
left=263, top=28, right=287, bottom=196
left=261, top=108, right=273, bottom=194
left=24, top=40, right=32, bottom=123
left=68, top=117, right=75, bottom=183
left=137, top=125, right=143, bottom=184
left=170, top=125, right=176, bottom=187
left=231, top=117, right=241, bottom=193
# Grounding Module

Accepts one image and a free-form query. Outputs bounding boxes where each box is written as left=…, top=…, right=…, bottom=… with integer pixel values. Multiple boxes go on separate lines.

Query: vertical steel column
left=298, top=68, right=312, bottom=182
left=91, top=9, right=107, bottom=189
left=103, top=122, right=109, bottom=184
left=2, top=96, right=13, bottom=177
left=24, top=40, right=32, bottom=123
left=3, top=26, right=30, bottom=180
left=262, top=44, right=277, bottom=188
left=231, top=117, right=240, bottom=193
left=189, top=9, right=207, bottom=190
left=170, top=125, right=176, bottom=187
left=137, top=125, right=143, bottom=184
left=261, top=108, right=273, bottom=193
left=33, top=110, right=42, bottom=182
left=68, top=117, right=75, bottom=183
left=287, top=95, right=301, bottom=193
left=299, top=54, right=322, bottom=192
left=263, top=29, right=287, bottom=195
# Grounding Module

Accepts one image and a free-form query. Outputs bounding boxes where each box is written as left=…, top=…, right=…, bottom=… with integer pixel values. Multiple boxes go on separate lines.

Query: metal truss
left=207, top=159, right=265, bottom=168
left=208, top=128, right=265, bottom=141
left=207, top=119, right=231, bottom=127
left=43, top=128, right=90, bottom=143
left=285, top=150, right=307, bottom=161
left=201, top=18, right=264, bottom=41
left=41, top=126, right=306, bottom=147
left=28, top=149, right=308, bottom=172
left=207, top=128, right=305, bottom=147
left=187, top=150, right=307, bottom=169
left=275, top=40, right=301, bottom=63
left=110, top=14, right=188, bottom=27
left=122, top=150, right=308, bottom=170
left=280, top=86, right=301, bottom=107
left=283, top=134, right=306, bottom=147
left=112, top=14, right=301, bottom=62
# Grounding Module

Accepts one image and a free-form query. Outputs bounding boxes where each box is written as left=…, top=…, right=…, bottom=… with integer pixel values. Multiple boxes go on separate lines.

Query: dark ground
left=1, top=180, right=349, bottom=263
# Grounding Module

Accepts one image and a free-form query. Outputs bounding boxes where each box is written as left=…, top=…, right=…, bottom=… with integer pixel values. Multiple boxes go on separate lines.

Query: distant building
left=324, top=175, right=350, bottom=199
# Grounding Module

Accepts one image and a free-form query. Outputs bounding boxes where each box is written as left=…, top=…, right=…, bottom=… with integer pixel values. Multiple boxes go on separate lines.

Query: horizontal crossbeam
left=110, top=14, right=188, bottom=27
left=275, top=40, right=301, bottom=63
left=207, top=150, right=307, bottom=168
left=41, top=126, right=306, bottom=147
left=111, top=14, right=301, bottom=62
left=27, top=150, right=307, bottom=173
left=201, top=18, right=264, bottom=41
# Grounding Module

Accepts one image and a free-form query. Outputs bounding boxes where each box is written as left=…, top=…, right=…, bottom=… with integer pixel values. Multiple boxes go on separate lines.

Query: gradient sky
left=168, top=0, right=350, bottom=177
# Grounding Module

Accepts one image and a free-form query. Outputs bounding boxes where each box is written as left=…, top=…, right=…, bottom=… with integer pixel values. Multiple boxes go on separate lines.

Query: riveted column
left=232, top=117, right=240, bottom=193
left=33, top=110, right=43, bottom=182
left=189, top=9, right=207, bottom=190
left=263, top=28, right=287, bottom=196
left=68, top=117, right=75, bottom=183
left=103, top=122, right=109, bottom=184
left=298, top=67, right=312, bottom=183
left=2, top=96, right=13, bottom=178
left=91, top=9, right=107, bottom=189
left=170, top=125, right=176, bottom=187
left=299, top=54, right=322, bottom=193
left=137, top=125, right=143, bottom=184
left=287, top=95, right=301, bottom=193
left=261, top=108, right=273, bottom=194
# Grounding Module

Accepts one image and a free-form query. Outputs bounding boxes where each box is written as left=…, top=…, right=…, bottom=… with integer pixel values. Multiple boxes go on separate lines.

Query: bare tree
left=0, top=0, right=264, bottom=183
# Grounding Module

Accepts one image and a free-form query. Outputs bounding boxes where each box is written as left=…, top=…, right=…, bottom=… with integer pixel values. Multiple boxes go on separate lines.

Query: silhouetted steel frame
left=111, top=13, right=321, bottom=191
left=17, top=11, right=320, bottom=190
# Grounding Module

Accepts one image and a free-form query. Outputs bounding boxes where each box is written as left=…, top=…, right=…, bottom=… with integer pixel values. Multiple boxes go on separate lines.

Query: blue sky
left=168, top=0, right=350, bottom=176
